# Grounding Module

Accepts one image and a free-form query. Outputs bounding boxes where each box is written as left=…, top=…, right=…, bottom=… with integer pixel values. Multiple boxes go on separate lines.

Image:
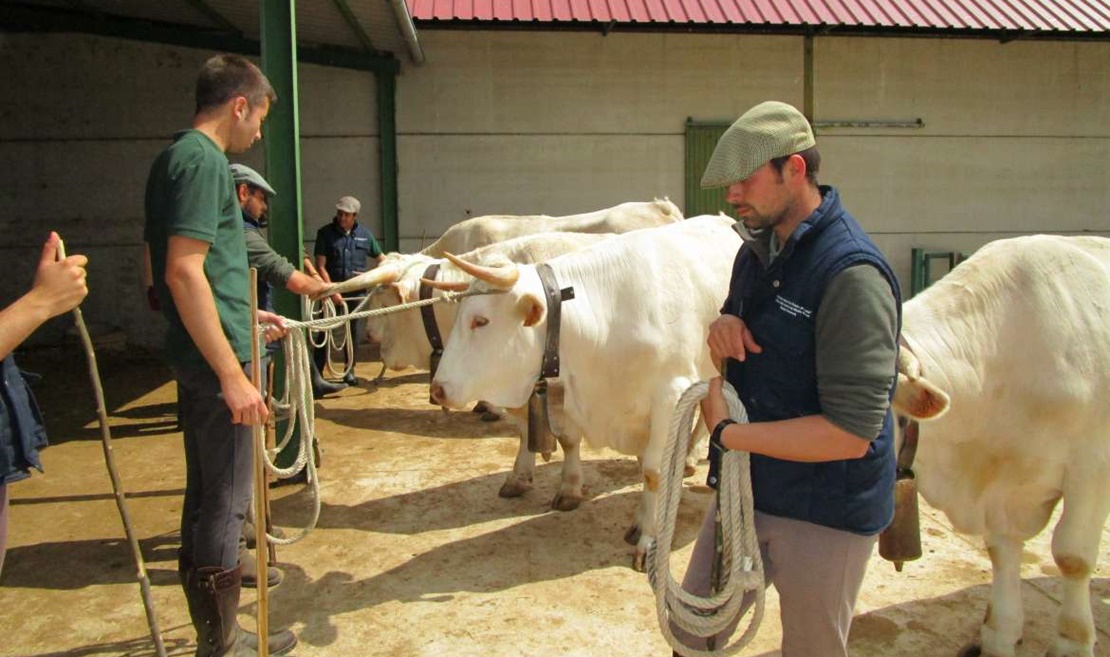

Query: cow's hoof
left=540, top=450, right=553, bottom=463
left=472, top=401, right=490, bottom=413
left=956, top=644, right=982, bottom=657
left=550, top=492, right=582, bottom=512
left=498, top=479, right=533, bottom=498
left=624, top=524, right=642, bottom=546
left=683, top=464, right=696, bottom=477
left=632, top=548, right=647, bottom=572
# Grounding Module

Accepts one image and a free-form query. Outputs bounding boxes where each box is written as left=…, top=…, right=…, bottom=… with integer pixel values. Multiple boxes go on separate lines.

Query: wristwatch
left=710, top=418, right=737, bottom=454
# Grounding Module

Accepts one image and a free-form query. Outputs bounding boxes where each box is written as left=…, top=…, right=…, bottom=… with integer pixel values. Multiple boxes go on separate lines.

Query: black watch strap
left=710, top=418, right=737, bottom=453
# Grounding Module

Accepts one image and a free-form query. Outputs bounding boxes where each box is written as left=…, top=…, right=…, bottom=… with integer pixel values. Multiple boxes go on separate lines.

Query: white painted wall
left=1, top=29, right=1107, bottom=351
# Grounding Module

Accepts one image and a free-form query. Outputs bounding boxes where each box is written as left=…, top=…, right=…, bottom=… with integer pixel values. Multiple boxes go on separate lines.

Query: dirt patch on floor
left=1, top=345, right=1108, bottom=657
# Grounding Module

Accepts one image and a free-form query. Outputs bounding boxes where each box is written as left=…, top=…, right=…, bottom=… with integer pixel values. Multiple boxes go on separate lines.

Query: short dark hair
left=195, top=54, right=277, bottom=115
left=769, top=146, right=821, bottom=186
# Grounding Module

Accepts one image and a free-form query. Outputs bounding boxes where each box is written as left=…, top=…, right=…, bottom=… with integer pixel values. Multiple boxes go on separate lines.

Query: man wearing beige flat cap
left=313, top=195, right=382, bottom=386
left=673, top=101, right=901, bottom=657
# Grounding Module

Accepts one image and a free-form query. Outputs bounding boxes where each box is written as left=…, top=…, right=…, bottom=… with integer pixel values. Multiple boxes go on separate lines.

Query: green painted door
left=684, top=118, right=732, bottom=218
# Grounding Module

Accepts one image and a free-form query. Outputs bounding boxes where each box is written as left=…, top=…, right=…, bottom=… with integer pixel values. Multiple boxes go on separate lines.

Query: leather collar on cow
left=536, top=263, right=575, bottom=380
left=895, top=336, right=920, bottom=473
left=419, top=263, right=444, bottom=356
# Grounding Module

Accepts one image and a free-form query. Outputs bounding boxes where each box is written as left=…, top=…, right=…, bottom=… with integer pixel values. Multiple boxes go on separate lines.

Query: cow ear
left=893, top=372, right=951, bottom=420
left=390, top=282, right=410, bottom=304
left=518, top=293, right=546, bottom=327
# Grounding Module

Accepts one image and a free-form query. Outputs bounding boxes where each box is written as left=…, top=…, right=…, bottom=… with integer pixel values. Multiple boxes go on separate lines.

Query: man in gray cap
left=674, top=101, right=901, bottom=657
left=313, top=195, right=382, bottom=386
left=231, top=164, right=349, bottom=399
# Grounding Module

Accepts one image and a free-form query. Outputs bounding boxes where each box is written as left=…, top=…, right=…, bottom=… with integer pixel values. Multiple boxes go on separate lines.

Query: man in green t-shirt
left=143, top=53, right=296, bottom=656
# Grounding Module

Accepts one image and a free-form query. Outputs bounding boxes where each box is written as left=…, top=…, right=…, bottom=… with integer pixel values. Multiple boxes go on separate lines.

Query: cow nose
left=429, top=382, right=447, bottom=406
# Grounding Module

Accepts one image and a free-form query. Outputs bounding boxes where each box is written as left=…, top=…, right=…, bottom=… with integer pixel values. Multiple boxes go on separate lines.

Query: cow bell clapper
left=878, top=468, right=922, bottom=572
left=527, top=380, right=557, bottom=455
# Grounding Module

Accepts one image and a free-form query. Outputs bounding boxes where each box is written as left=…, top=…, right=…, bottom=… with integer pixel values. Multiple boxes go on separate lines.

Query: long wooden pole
left=249, top=268, right=270, bottom=657
left=58, top=239, right=167, bottom=657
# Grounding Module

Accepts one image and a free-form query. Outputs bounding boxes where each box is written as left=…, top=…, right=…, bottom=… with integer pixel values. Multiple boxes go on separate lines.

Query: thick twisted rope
left=648, top=379, right=764, bottom=657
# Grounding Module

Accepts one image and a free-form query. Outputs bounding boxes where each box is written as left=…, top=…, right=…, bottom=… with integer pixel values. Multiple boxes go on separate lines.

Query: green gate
left=684, top=118, right=733, bottom=218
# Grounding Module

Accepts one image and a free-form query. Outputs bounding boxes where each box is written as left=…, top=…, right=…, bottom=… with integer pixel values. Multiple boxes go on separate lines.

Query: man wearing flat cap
left=674, top=101, right=901, bottom=657
left=313, top=195, right=382, bottom=386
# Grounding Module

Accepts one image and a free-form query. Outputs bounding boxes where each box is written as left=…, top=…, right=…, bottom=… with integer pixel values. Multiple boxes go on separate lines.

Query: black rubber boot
left=238, top=536, right=283, bottom=589
left=311, top=363, right=347, bottom=397
left=188, top=564, right=298, bottom=656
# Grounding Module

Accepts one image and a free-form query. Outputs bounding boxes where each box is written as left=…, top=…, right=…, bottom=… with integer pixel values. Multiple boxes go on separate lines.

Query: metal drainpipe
left=390, top=0, right=426, bottom=65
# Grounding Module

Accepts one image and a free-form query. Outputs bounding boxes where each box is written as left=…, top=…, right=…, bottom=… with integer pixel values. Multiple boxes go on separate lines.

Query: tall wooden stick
left=249, top=268, right=270, bottom=657
left=58, top=239, right=167, bottom=657
left=264, top=358, right=277, bottom=566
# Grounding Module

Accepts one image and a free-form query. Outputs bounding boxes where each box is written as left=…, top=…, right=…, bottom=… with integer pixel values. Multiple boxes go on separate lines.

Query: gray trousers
left=175, top=364, right=255, bottom=570
left=674, top=499, right=877, bottom=657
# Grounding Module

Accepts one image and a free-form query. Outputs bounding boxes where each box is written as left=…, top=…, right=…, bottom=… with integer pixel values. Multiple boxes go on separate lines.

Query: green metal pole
left=260, top=0, right=304, bottom=469
left=377, top=70, right=399, bottom=252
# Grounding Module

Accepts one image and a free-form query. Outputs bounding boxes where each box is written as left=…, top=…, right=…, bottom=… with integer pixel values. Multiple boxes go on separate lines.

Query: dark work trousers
left=174, top=363, right=255, bottom=570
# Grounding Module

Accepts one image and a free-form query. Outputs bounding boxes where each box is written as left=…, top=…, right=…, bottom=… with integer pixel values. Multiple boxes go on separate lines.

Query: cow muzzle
left=429, top=382, right=448, bottom=407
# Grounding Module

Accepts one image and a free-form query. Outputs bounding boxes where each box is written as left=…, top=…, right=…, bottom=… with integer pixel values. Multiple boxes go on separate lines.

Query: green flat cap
left=230, top=163, right=277, bottom=197
left=700, top=101, right=815, bottom=189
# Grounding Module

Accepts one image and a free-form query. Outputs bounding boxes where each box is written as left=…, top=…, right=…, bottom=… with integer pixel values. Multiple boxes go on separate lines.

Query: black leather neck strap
left=419, top=263, right=443, bottom=355
left=536, top=263, right=574, bottom=380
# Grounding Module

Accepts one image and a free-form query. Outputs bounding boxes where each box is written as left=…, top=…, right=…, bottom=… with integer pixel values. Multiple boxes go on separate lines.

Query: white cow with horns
left=894, top=235, right=1110, bottom=657
left=418, top=198, right=682, bottom=257
left=318, top=231, right=614, bottom=500
left=428, top=215, right=742, bottom=570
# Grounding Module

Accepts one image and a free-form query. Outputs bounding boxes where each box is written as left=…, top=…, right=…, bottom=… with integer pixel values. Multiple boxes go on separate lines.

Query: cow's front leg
left=972, top=534, right=1024, bottom=657
left=497, top=407, right=534, bottom=498
left=629, top=380, right=689, bottom=572
left=1047, top=474, right=1109, bottom=657
left=550, top=431, right=584, bottom=511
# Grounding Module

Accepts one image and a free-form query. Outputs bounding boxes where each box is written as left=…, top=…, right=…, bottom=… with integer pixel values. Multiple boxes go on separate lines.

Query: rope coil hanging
left=648, top=379, right=764, bottom=657
left=251, top=286, right=503, bottom=546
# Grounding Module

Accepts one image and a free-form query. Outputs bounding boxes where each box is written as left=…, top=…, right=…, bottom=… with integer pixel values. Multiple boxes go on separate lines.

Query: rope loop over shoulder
left=648, top=379, right=764, bottom=657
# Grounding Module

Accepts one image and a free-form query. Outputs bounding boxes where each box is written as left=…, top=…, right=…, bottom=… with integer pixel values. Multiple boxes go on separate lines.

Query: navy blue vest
left=0, top=355, right=49, bottom=485
left=715, top=186, right=902, bottom=535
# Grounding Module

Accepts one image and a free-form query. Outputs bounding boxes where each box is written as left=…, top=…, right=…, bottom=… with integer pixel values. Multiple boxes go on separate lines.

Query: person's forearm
left=0, top=294, right=54, bottom=360
left=719, top=414, right=870, bottom=462
left=166, top=261, right=244, bottom=379
left=285, top=270, right=327, bottom=297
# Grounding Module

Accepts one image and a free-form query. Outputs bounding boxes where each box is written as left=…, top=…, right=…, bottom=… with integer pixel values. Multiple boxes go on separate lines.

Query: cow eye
left=471, top=316, right=489, bottom=330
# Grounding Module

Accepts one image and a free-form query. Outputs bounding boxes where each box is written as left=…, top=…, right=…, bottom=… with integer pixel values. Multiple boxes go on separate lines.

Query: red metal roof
left=406, top=0, right=1110, bottom=34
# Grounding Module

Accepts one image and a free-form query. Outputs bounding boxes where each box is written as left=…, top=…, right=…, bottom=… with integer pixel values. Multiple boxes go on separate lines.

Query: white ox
left=418, top=198, right=682, bottom=257
left=428, top=216, right=742, bottom=569
left=320, top=232, right=614, bottom=501
left=894, top=235, right=1110, bottom=657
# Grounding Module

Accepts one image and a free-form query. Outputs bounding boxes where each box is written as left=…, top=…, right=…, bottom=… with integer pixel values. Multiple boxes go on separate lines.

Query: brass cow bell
left=527, top=380, right=557, bottom=455
left=879, top=468, right=923, bottom=572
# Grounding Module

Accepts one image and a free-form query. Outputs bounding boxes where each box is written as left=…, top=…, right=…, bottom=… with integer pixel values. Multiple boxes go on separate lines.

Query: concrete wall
left=1, top=29, right=1107, bottom=350
left=0, top=33, right=382, bottom=349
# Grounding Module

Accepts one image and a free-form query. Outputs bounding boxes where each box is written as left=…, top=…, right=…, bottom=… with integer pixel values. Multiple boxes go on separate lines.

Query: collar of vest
left=774, top=185, right=843, bottom=262
left=536, top=263, right=575, bottom=380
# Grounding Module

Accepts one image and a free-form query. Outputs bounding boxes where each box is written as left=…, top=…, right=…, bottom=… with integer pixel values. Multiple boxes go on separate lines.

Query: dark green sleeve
left=167, top=155, right=225, bottom=243
left=815, top=265, right=899, bottom=440
left=244, top=228, right=295, bottom=287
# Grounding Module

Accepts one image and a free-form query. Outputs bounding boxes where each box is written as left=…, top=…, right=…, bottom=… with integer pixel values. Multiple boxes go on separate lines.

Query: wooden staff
left=264, top=358, right=277, bottom=565
left=249, top=268, right=270, bottom=657
left=59, top=239, right=167, bottom=657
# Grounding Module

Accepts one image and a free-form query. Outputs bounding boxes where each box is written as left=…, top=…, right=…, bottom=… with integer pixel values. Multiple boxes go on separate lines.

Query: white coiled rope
left=251, top=286, right=505, bottom=546
left=648, top=379, right=764, bottom=657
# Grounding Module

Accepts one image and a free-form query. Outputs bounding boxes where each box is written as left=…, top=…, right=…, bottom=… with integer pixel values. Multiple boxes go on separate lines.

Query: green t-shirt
left=143, top=130, right=253, bottom=369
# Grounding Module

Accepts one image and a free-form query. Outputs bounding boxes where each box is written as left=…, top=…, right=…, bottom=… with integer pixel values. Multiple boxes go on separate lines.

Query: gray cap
left=229, top=163, right=277, bottom=196
left=336, top=196, right=361, bottom=214
left=700, top=101, right=816, bottom=189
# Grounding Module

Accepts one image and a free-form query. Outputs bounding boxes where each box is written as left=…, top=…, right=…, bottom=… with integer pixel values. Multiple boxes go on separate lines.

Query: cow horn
left=421, top=278, right=470, bottom=292
left=310, top=265, right=401, bottom=300
left=443, top=252, right=519, bottom=288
